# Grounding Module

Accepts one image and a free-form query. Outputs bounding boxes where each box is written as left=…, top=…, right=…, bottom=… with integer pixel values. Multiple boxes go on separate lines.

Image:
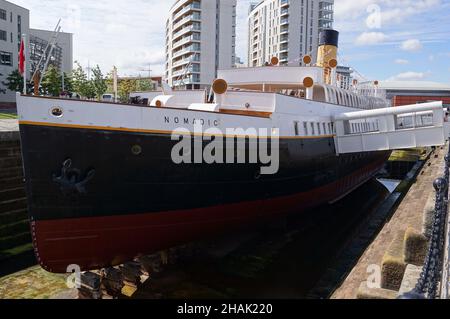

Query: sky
left=11, top=0, right=450, bottom=83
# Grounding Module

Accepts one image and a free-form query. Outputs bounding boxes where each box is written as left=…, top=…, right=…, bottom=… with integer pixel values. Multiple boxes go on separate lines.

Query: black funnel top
left=319, top=29, right=339, bottom=47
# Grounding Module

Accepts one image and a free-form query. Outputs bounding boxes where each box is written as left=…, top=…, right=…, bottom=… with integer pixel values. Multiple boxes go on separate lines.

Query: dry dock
left=1, top=117, right=448, bottom=299
left=332, top=145, right=447, bottom=299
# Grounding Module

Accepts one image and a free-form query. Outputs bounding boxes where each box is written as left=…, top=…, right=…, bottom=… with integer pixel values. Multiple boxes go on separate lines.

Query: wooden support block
left=137, top=255, right=157, bottom=275
left=119, top=261, right=143, bottom=287
left=381, top=231, right=407, bottom=291
left=77, top=272, right=102, bottom=299
left=121, top=284, right=138, bottom=298
left=79, top=271, right=101, bottom=290
left=101, top=267, right=124, bottom=298
left=139, top=254, right=163, bottom=274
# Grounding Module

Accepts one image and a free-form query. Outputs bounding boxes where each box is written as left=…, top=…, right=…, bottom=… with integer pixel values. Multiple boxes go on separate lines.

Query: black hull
left=19, top=123, right=391, bottom=272
left=20, top=124, right=391, bottom=222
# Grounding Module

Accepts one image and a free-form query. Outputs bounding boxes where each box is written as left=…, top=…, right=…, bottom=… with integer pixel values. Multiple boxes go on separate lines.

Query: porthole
left=50, top=107, right=63, bottom=118
left=131, top=145, right=142, bottom=156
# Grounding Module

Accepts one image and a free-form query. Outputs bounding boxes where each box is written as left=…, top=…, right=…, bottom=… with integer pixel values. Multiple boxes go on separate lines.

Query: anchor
left=53, top=159, right=95, bottom=196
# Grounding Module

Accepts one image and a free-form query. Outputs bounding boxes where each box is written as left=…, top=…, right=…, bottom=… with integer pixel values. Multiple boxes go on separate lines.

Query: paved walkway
left=0, top=266, right=69, bottom=299
left=0, top=119, right=19, bottom=141
left=0, top=119, right=18, bottom=132
left=332, top=147, right=446, bottom=299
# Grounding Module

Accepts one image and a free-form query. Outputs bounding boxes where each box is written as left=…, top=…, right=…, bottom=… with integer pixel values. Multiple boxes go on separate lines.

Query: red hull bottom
left=32, top=157, right=388, bottom=273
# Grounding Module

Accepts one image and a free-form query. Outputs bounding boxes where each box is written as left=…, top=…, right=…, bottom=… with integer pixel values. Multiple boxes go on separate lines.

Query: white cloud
left=355, top=32, right=388, bottom=46
left=400, top=39, right=423, bottom=52
left=395, top=59, right=409, bottom=65
left=387, top=71, right=431, bottom=81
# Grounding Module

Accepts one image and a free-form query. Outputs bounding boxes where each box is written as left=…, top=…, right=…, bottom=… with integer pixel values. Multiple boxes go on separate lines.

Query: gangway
left=333, top=102, right=449, bottom=154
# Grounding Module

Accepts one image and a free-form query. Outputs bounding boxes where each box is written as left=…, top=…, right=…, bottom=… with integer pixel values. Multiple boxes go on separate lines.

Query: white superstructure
left=248, top=0, right=334, bottom=67
left=165, top=0, right=237, bottom=90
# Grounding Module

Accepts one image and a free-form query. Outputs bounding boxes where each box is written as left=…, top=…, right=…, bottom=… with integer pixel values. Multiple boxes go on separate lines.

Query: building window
left=18, top=15, right=21, bottom=33
left=0, top=30, right=7, bottom=41
left=0, top=9, right=6, bottom=21
left=0, top=51, right=13, bottom=66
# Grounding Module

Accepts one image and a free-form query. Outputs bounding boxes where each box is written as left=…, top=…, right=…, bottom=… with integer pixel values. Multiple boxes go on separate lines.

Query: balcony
left=173, top=1, right=201, bottom=22
left=172, top=55, right=200, bottom=68
left=172, top=65, right=200, bottom=78
left=173, top=24, right=201, bottom=40
left=281, top=8, right=289, bottom=16
left=173, top=75, right=200, bottom=86
left=280, top=17, right=289, bottom=25
left=281, top=0, right=289, bottom=7
left=280, top=27, right=289, bottom=35
left=173, top=12, right=201, bottom=31
left=172, top=44, right=201, bottom=59
left=172, top=33, right=201, bottom=51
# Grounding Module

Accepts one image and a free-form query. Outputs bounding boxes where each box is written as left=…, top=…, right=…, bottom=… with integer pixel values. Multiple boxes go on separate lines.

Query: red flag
left=19, top=39, right=25, bottom=75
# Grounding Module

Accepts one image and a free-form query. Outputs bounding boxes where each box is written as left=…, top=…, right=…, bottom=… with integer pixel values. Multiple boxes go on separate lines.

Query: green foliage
left=118, top=79, right=137, bottom=103
left=40, top=65, right=62, bottom=97
left=135, top=79, right=154, bottom=92
left=62, top=72, right=74, bottom=94
left=92, top=65, right=107, bottom=100
left=72, top=62, right=90, bottom=99
left=0, top=72, right=5, bottom=94
left=2, top=70, right=24, bottom=93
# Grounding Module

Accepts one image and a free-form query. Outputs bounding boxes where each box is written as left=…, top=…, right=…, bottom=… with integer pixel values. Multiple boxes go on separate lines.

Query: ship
left=17, top=30, right=392, bottom=273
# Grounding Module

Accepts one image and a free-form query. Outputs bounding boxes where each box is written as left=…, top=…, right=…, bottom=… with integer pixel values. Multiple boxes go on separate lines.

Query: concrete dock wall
left=0, top=127, right=32, bottom=266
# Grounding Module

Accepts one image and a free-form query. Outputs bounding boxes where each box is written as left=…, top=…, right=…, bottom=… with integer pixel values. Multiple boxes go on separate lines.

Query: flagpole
left=22, top=34, right=27, bottom=95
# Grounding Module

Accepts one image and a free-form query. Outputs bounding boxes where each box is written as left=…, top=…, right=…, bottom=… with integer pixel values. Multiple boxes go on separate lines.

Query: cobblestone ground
left=332, top=146, right=447, bottom=299
left=0, top=266, right=69, bottom=299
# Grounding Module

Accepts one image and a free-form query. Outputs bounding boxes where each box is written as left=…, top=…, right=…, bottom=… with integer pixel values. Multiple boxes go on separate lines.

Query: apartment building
left=248, top=0, right=334, bottom=67
left=165, top=0, right=237, bottom=89
left=0, top=0, right=29, bottom=104
left=0, top=0, right=74, bottom=105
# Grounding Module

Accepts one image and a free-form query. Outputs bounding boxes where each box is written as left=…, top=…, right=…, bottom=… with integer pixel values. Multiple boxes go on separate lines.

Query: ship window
left=294, top=121, right=300, bottom=136
left=303, top=122, right=308, bottom=136
left=310, top=123, right=315, bottom=135
left=317, top=123, right=321, bottom=135
left=323, top=123, right=327, bottom=134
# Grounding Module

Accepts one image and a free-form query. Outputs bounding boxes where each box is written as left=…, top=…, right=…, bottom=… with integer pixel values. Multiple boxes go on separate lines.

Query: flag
left=19, top=38, right=25, bottom=75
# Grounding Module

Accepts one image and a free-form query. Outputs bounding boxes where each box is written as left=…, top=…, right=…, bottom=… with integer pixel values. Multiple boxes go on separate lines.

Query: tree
left=72, top=61, right=90, bottom=99
left=0, top=72, right=5, bottom=94
left=84, top=80, right=96, bottom=100
left=1, top=69, right=33, bottom=94
left=40, top=65, right=62, bottom=97
left=92, top=65, right=107, bottom=100
left=118, top=79, right=137, bottom=103
left=62, top=72, right=74, bottom=95
left=136, top=78, right=153, bottom=92
left=2, top=69, right=24, bottom=92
